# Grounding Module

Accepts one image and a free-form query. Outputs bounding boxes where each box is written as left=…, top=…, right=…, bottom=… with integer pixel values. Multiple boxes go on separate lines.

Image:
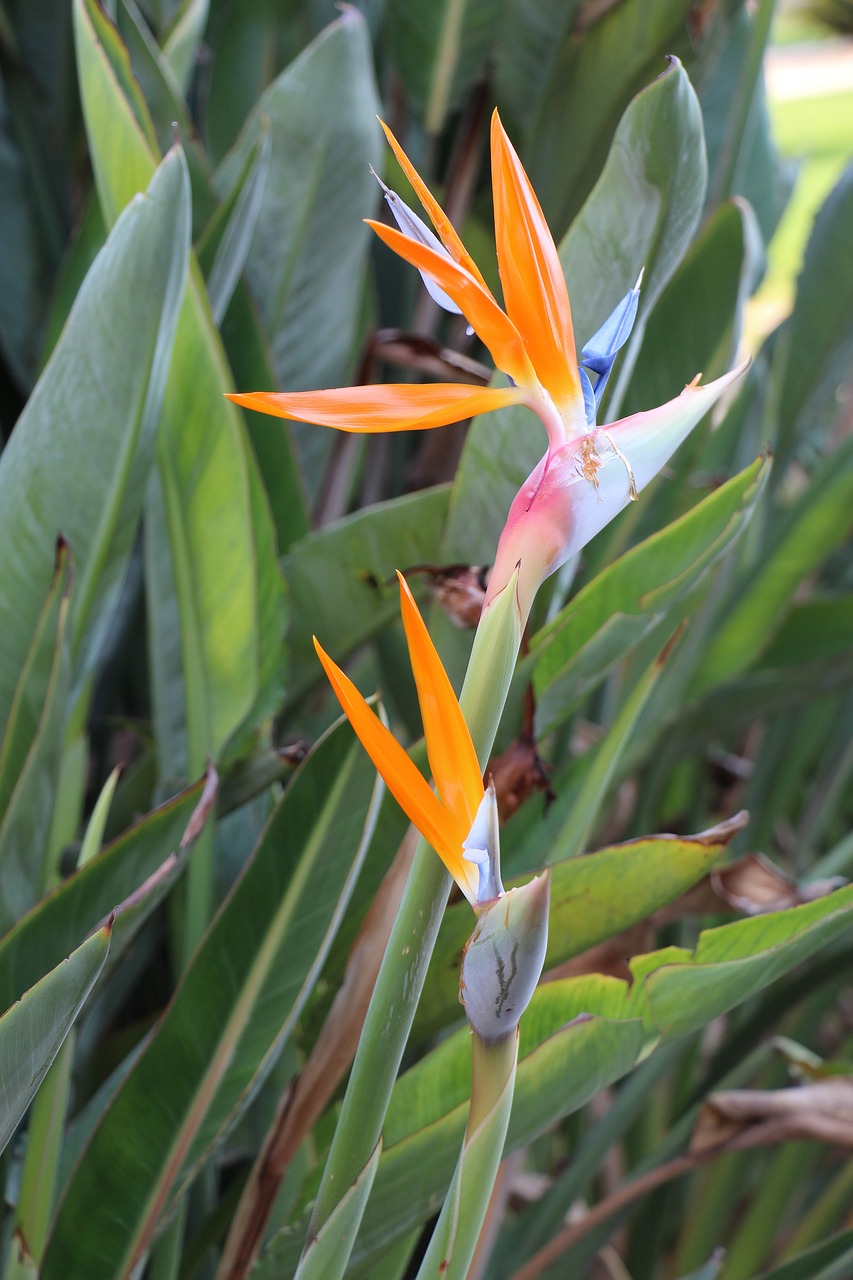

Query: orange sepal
left=227, top=383, right=524, bottom=432
left=313, top=638, right=476, bottom=899
left=379, top=120, right=487, bottom=289
left=368, top=220, right=537, bottom=389
left=397, top=573, right=483, bottom=834
left=490, top=111, right=581, bottom=409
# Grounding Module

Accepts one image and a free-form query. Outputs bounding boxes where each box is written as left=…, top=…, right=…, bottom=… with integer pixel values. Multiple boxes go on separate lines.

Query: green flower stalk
left=313, top=575, right=550, bottom=1276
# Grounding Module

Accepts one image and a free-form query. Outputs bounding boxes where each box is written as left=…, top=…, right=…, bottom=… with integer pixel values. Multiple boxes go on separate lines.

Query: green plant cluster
left=0, top=0, right=851, bottom=1277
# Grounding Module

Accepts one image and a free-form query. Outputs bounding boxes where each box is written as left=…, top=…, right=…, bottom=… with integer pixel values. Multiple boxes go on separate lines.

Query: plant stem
left=299, top=572, right=523, bottom=1261
left=416, top=1030, right=519, bottom=1280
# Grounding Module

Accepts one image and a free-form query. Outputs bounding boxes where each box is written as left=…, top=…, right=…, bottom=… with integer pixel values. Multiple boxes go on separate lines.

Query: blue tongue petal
left=372, top=167, right=464, bottom=318
left=579, top=269, right=644, bottom=420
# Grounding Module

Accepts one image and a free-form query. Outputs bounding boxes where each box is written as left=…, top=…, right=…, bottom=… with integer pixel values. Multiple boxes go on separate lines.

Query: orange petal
left=368, top=221, right=537, bottom=389
left=379, top=120, right=488, bottom=289
left=490, top=110, right=582, bottom=410
left=314, top=638, right=476, bottom=899
left=227, top=383, right=524, bottom=432
left=397, top=573, right=484, bottom=834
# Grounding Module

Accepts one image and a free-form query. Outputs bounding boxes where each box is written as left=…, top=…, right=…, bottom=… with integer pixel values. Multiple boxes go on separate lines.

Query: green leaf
left=529, top=456, right=768, bottom=722
left=197, top=120, right=271, bottom=325
left=694, top=442, right=853, bottom=695
left=561, top=56, right=707, bottom=418
left=641, top=884, right=853, bottom=1038
left=75, top=0, right=286, bottom=770
left=0, top=921, right=111, bottom=1157
left=284, top=486, right=451, bottom=706
left=414, top=827, right=728, bottom=1042
left=77, top=767, right=120, bottom=869
left=538, top=883, right=853, bottom=1041
left=161, top=0, right=209, bottom=95
left=0, top=774, right=209, bottom=1020
left=0, top=544, right=72, bottom=926
left=215, top=9, right=381, bottom=394
left=0, top=143, right=189, bottom=725
left=620, top=199, right=762, bottom=419
left=293, top=1140, right=382, bottom=1280
left=41, top=721, right=384, bottom=1279
left=115, top=0, right=215, bottom=223
left=493, top=0, right=581, bottom=135
left=387, top=0, right=509, bottom=133
left=778, top=164, right=853, bottom=465
left=524, top=1, right=698, bottom=238
left=700, top=1, right=788, bottom=244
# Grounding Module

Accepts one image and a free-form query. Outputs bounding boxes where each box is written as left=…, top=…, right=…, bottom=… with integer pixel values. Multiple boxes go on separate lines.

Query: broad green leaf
left=529, top=456, right=768, bottom=723
left=387, top=0, right=508, bottom=133
left=115, top=0, right=215, bottom=223
left=561, top=56, right=707, bottom=418
left=620, top=199, right=762, bottom=419
left=0, top=774, right=208, bottom=1020
left=0, top=545, right=72, bottom=927
left=0, top=542, right=71, bottom=823
left=0, top=144, right=189, bottom=726
left=533, top=883, right=853, bottom=1040
left=197, top=121, right=271, bottom=325
left=216, top=10, right=381, bottom=394
left=202, top=0, right=280, bottom=163
left=414, top=828, right=728, bottom=1042
left=161, top=0, right=209, bottom=95
left=0, top=922, right=111, bottom=1156
left=284, top=486, right=451, bottom=706
left=41, top=721, right=383, bottom=1279
left=641, top=884, right=853, bottom=1038
left=36, top=196, right=108, bottom=372
left=524, top=0, right=697, bottom=238
left=700, top=3, right=790, bottom=244
left=442, top=58, right=709, bottom=566
left=694, top=442, right=853, bottom=695
left=293, top=1140, right=382, bottom=1280
left=75, top=0, right=285, bottom=770
left=493, top=0, right=581, bottom=135
left=777, top=164, right=853, bottom=466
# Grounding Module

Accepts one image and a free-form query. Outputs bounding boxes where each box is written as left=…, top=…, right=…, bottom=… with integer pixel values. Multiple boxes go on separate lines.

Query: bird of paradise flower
left=229, top=111, right=745, bottom=621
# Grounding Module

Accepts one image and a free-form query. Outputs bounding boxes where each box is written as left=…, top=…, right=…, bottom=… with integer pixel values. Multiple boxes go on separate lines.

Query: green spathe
left=460, top=872, right=551, bottom=1041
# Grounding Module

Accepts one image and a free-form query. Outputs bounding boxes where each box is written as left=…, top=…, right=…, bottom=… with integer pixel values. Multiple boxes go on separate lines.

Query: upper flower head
left=314, top=573, right=503, bottom=909
left=226, top=111, right=614, bottom=449
left=229, top=111, right=748, bottom=622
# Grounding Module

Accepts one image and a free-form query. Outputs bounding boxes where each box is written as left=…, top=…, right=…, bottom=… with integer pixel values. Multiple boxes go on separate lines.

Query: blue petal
left=371, top=167, right=463, bottom=317
left=581, top=269, right=643, bottom=377
left=578, top=364, right=597, bottom=425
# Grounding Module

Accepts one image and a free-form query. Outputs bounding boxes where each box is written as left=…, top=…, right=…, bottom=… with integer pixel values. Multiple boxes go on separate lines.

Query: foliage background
left=0, top=0, right=851, bottom=1276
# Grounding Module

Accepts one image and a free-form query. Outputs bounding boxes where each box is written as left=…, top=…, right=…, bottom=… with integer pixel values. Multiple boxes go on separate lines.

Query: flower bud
left=459, top=871, right=550, bottom=1041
